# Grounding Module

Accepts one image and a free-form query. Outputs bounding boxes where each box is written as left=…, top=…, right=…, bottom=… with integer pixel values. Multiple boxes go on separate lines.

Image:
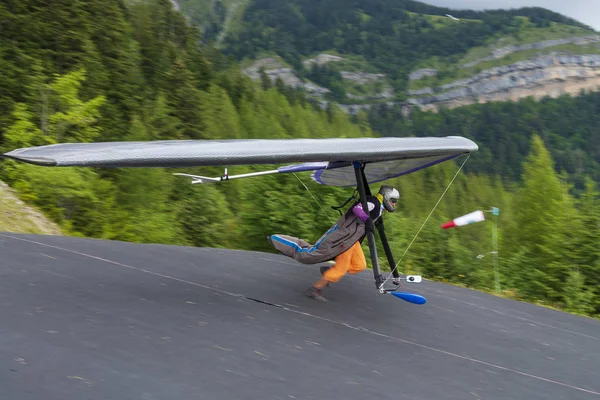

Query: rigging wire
left=293, top=173, right=336, bottom=224
left=291, top=154, right=472, bottom=292
left=379, top=154, right=471, bottom=290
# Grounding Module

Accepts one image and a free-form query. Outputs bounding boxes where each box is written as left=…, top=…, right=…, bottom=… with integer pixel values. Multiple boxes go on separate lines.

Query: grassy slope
left=0, top=180, right=63, bottom=236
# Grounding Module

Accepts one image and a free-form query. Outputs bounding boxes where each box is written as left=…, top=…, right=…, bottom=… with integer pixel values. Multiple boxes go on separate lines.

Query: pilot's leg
left=320, top=241, right=365, bottom=278
left=306, top=244, right=355, bottom=301
left=268, top=234, right=310, bottom=257
left=347, top=241, right=367, bottom=275
left=268, top=234, right=333, bottom=265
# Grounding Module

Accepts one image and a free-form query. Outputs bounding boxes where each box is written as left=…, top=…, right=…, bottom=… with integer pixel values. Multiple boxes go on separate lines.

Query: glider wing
left=2, top=136, right=478, bottom=186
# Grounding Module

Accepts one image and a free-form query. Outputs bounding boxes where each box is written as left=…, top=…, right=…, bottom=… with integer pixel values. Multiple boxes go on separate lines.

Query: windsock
left=441, top=210, right=486, bottom=229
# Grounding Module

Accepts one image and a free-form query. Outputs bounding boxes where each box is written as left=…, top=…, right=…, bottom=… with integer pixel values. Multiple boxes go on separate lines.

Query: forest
left=219, top=0, right=594, bottom=94
left=366, top=93, right=600, bottom=189
left=0, top=0, right=598, bottom=318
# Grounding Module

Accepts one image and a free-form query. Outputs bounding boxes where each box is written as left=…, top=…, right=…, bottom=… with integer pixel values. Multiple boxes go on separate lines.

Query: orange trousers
left=322, top=241, right=367, bottom=283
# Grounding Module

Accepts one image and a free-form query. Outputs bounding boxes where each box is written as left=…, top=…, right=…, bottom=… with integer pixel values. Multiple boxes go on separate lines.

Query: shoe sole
left=305, top=287, right=328, bottom=302
left=307, top=294, right=328, bottom=302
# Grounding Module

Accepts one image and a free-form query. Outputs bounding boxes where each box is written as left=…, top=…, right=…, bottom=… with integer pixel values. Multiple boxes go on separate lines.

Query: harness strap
left=331, top=190, right=359, bottom=215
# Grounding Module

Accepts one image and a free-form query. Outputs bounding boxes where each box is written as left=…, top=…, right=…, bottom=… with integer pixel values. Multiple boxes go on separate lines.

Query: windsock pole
left=441, top=208, right=501, bottom=294
left=488, top=207, right=500, bottom=294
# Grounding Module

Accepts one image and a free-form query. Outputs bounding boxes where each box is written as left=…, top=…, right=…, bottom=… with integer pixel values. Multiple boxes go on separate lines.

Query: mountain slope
left=175, top=0, right=600, bottom=112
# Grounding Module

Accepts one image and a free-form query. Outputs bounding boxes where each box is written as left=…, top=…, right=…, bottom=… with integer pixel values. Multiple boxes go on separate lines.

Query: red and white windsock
left=441, top=210, right=486, bottom=229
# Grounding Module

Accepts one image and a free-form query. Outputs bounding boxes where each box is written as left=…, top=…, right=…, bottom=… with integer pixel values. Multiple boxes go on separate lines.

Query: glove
left=365, top=218, right=374, bottom=233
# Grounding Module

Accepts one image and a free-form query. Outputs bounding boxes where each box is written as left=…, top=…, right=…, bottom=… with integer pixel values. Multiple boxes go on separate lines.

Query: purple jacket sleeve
left=352, top=203, right=369, bottom=222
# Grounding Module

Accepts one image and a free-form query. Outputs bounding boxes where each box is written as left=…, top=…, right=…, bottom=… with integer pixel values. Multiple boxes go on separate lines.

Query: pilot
left=268, top=185, right=400, bottom=301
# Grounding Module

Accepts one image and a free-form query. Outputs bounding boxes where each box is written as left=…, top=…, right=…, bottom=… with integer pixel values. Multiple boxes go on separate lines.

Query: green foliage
left=8, top=164, right=116, bottom=238
left=564, top=270, right=596, bottom=315
left=174, top=180, right=235, bottom=248
left=3, top=104, right=48, bottom=149
left=571, top=178, right=600, bottom=312
left=306, top=64, right=346, bottom=102
left=1, top=0, right=599, bottom=320
left=368, top=93, right=600, bottom=189
left=2, top=68, right=106, bottom=153
left=407, top=20, right=595, bottom=90
left=47, top=69, right=107, bottom=142
left=163, top=58, right=207, bottom=139
left=504, top=135, right=576, bottom=302
left=207, top=0, right=594, bottom=94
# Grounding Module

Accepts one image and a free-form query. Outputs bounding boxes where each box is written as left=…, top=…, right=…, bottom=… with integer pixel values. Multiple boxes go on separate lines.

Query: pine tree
left=203, top=83, right=241, bottom=139
left=163, top=58, right=206, bottom=138
left=106, top=116, right=183, bottom=244
left=47, top=68, right=106, bottom=143
left=572, top=178, right=600, bottom=313
left=147, top=92, right=183, bottom=140
left=506, top=135, right=578, bottom=302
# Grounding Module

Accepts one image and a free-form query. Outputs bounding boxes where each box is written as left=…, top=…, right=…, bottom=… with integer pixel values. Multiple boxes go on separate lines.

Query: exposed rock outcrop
left=303, top=54, right=344, bottom=68
left=462, top=35, right=600, bottom=69
left=346, top=87, right=394, bottom=100
left=340, top=71, right=386, bottom=84
left=243, top=58, right=331, bottom=96
left=408, top=87, right=434, bottom=96
left=243, top=56, right=394, bottom=101
left=243, top=44, right=600, bottom=115
left=337, top=102, right=401, bottom=114
left=409, top=69, right=439, bottom=81
left=409, top=53, right=600, bottom=110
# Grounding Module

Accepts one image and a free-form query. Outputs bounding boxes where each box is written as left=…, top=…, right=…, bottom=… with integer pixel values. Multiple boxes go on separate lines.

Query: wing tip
left=2, top=153, right=58, bottom=166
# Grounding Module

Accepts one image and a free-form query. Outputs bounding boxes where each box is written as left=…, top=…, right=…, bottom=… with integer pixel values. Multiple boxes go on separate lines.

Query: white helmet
left=379, top=185, right=400, bottom=212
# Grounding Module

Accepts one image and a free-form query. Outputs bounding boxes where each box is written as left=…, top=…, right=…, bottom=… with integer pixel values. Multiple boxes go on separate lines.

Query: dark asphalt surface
left=1, top=232, right=599, bottom=400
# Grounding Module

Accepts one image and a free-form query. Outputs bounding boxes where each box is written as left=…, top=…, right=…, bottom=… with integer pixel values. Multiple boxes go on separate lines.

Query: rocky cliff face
left=243, top=57, right=333, bottom=96
left=242, top=36, right=600, bottom=114
left=461, top=35, right=600, bottom=69
left=408, top=53, right=600, bottom=110
left=243, top=55, right=394, bottom=107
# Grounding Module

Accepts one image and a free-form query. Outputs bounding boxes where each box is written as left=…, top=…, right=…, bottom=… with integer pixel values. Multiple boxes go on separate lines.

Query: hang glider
left=2, top=136, right=477, bottom=187
left=2, top=136, right=478, bottom=304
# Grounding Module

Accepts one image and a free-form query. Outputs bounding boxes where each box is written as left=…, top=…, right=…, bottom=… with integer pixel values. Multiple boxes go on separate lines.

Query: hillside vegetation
left=0, top=0, right=599, bottom=318
left=178, top=0, right=598, bottom=105
left=367, top=91, right=600, bottom=188
left=173, top=0, right=600, bottom=188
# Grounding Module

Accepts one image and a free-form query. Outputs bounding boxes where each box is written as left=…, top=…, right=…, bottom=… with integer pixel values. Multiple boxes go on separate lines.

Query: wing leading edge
left=3, top=137, right=477, bottom=166
left=2, top=137, right=477, bottom=186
